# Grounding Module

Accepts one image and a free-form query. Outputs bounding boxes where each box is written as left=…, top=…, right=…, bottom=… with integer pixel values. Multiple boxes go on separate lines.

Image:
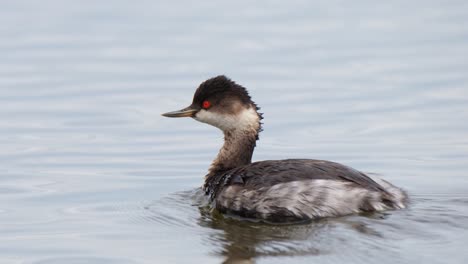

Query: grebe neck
left=204, top=106, right=262, bottom=181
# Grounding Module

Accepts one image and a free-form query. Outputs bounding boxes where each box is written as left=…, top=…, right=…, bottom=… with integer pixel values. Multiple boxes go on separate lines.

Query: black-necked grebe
left=162, top=75, right=408, bottom=223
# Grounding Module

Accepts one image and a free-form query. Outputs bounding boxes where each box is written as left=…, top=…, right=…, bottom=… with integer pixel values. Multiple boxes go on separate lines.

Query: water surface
left=1, top=1, right=468, bottom=263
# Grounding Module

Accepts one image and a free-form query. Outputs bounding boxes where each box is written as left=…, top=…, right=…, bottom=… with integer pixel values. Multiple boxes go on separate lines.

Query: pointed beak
left=162, top=105, right=199, bottom=118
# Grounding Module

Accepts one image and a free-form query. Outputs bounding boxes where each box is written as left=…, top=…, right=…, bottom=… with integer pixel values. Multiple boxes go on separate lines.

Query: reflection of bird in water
left=163, top=75, right=408, bottom=223
left=196, top=199, right=385, bottom=264
left=198, top=210, right=323, bottom=264
left=144, top=188, right=386, bottom=264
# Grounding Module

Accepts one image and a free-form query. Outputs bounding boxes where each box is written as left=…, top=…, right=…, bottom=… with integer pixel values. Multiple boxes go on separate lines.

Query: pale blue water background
left=1, top=0, right=468, bottom=263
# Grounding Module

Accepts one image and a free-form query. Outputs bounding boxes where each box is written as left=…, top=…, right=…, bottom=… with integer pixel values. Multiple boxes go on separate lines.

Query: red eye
left=202, top=100, right=211, bottom=109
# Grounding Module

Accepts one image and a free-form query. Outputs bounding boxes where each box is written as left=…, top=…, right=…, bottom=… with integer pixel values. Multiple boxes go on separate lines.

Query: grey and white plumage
left=162, top=75, right=408, bottom=223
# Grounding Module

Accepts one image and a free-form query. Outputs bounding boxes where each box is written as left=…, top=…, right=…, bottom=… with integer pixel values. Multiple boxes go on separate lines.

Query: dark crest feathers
left=193, top=75, right=263, bottom=135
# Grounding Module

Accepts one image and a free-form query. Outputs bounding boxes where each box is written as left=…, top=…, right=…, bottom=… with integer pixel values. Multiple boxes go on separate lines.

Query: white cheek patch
left=195, top=107, right=259, bottom=132
left=195, top=110, right=232, bottom=130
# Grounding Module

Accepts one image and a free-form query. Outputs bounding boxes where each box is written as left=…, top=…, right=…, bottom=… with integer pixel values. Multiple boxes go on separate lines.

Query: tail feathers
left=374, top=178, right=409, bottom=210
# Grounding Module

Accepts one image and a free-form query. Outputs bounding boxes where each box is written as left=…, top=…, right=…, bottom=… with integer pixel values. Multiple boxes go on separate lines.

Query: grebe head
left=162, top=75, right=262, bottom=134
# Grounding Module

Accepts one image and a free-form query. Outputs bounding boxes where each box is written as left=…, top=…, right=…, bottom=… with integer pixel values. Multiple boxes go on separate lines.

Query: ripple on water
left=30, top=257, right=141, bottom=264
left=0, top=186, right=28, bottom=195
left=58, top=188, right=208, bottom=229
left=141, top=188, right=209, bottom=228
left=0, top=181, right=57, bottom=197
